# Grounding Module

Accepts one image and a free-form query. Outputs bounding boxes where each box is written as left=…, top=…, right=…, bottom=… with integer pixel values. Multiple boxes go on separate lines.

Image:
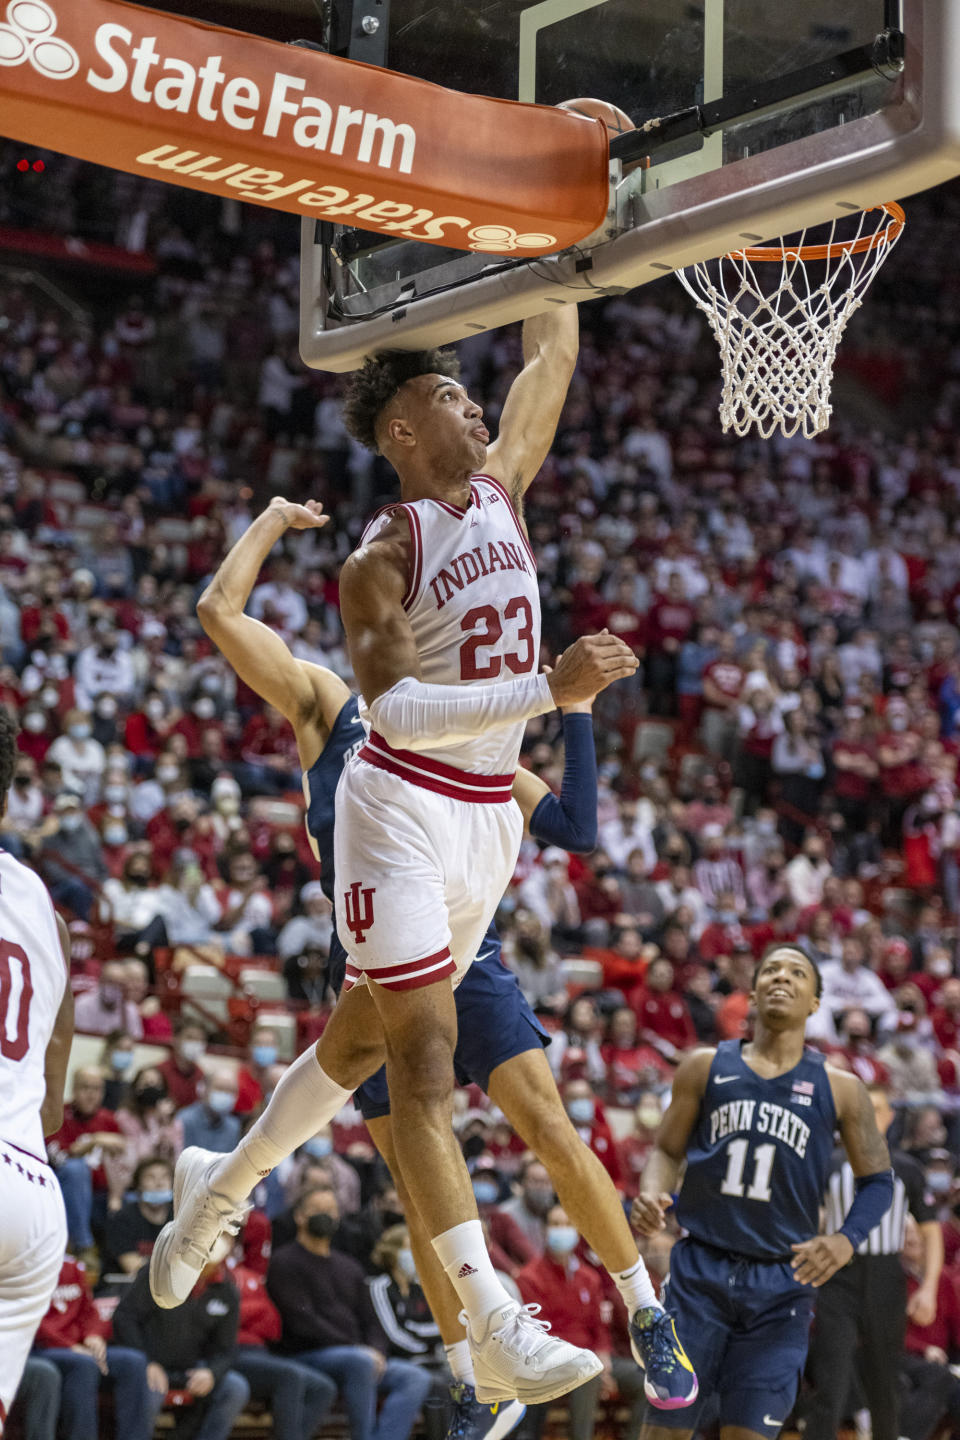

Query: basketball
left=557, top=96, right=635, bottom=138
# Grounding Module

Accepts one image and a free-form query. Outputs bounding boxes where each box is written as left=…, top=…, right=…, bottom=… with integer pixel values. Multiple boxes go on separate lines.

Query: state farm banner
left=0, top=0, right=610, bottom=254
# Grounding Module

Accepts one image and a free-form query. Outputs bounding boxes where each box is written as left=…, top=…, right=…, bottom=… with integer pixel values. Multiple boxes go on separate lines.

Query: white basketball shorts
left=0, top=1141, right=66, bottom=1428
left=334, top=747, right=522, bottom=993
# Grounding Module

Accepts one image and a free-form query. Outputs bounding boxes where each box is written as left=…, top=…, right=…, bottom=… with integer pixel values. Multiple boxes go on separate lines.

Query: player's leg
left=487, top=1047, right=696, bottom=1408
left=638, top=1239, right=730, bottom=1440
left=857, top=1255, right=907, bottom=1440
left=150, top=983, right=386, bottom=1307
left=715, top=1262, right=815, bottom=1440
left=801, top=1265, right=862, bottom=1440
left=0, top=1172, right=66, bottom=1429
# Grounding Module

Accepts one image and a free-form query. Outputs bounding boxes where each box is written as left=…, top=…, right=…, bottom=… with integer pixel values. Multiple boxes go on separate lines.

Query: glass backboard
left=300, top=0, right=960, bottom=371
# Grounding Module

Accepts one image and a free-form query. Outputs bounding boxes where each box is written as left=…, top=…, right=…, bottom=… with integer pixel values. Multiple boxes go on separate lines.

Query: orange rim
left=731, top=202, right=906, bottom=263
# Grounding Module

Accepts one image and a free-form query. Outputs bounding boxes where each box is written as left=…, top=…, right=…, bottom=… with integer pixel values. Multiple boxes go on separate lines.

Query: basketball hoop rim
left=729, top=202, right=906, bottom=263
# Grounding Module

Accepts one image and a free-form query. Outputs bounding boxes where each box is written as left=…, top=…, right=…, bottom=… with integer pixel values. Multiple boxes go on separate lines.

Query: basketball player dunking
left=151, top=307, right=639, bottom=1405
left=0, top=706, right=74, bottom=1432
left=632, top=945, right=896, bottom=1440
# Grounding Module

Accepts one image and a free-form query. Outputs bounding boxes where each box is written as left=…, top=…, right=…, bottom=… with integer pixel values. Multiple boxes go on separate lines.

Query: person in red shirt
left=832, top=707, right=879, bottom=834
left=31, top=1253, right=151, bottom=1440
left=700, top=633, right=745, bottom=762
left=627, top=956, right=697, bottom=1061
left=158, top=1017, right=209, bottom=1110
left=561, top=1079, right=624, bottom=1189
left=901, top=1218, right=960, bottom=1436
left=228, top=1249, right=337, bottom=1440
left=601, top=1007, right=672, bottom=1106
left=878, top=696, right=932, bottom=844
left=646, top=573, right=695, bottom=717
left=602, top=578, right=648, bottom=654
left=234, top=1024, right=282, bottom=1117
left=932, top=978, right=960, bottom=1055
left=48, top=1067, right=124, bottom=1257
left=516, top=1204, right=613, bottom=1440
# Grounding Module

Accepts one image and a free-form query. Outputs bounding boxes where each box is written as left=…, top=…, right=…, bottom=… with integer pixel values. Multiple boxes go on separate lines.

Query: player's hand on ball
left=268, top=496, right=329, bottom=530
left=631, top=1192, right=672, bottom=1235
left=547, top=630, right=638, bottom=705
left=790, top=1233, right=853, bottom=1286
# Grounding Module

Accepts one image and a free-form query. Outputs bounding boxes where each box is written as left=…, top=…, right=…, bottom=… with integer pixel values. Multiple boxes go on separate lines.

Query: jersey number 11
left=720, top=1139, right=776, bottom=1202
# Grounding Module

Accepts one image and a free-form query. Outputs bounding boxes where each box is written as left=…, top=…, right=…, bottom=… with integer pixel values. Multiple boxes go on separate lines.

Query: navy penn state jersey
left=303, top=696, right=367, bottom=904
left=676, top=1039, right=837, bottom=1261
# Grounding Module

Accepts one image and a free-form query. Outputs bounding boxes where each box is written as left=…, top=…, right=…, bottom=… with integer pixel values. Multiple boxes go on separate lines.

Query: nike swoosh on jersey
left=475, top=950, right=496, bottom=964
left=763, top=1418, right=783, bottom=1429
left=714, top=1074, right=739, bottom=1085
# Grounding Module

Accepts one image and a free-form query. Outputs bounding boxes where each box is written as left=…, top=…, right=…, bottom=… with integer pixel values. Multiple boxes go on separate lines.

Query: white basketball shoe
left=464, top=1300, right=603, bottom=1405
left=149, top=1147, right=250, bottom=1309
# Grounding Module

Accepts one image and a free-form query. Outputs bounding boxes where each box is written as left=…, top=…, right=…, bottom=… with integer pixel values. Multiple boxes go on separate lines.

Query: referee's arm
left=904, top=1153, right=944, bottom=1327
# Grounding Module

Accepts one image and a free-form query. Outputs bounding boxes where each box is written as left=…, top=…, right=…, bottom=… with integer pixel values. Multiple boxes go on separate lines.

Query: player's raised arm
left=41, top=912, right=74, bottom=1137
left=196, top=498, right=348, bottom=743
left=484, top=306, right=579, bottom=507
left=631, top=1048, right=715, bottom=1236
left=791, top=1070, right=894, bottom=1288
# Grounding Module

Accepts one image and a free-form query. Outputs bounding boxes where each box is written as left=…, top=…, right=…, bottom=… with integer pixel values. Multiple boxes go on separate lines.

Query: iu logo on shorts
left=343, top=881, right=376, bottom=944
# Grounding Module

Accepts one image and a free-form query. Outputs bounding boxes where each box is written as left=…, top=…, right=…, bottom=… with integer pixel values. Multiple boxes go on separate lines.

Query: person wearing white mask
left=180, top=1069, right=242, bottom=1154
left=516, top=1205, right=612, bottom=1440
left=39, top=792, right=108, bottom=921
left=47, top=707, right=106, bottom=804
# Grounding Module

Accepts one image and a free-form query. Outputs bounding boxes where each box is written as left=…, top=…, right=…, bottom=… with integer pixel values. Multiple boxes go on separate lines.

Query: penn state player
left=631, top=944, right=896, bottom=1440
left=0, top=706, right=74, bottom=1433
left=152, top=309, right=637, bottom=1413
left=183, top=495, right=696, bottom=1433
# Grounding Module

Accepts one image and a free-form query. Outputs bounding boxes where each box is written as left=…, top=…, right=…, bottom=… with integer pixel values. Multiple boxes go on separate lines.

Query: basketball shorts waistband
left=358, top=732, right=515, bottom=803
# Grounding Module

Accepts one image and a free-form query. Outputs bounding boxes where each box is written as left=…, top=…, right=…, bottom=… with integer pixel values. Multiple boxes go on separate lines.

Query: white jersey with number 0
left=357, top=473, right=542, bottom=780
left=0, top=851, right=65, bottom=1158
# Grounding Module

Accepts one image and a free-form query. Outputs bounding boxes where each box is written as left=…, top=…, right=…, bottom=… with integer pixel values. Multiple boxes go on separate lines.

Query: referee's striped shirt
left=823, top=1149, right=936, bottom=1256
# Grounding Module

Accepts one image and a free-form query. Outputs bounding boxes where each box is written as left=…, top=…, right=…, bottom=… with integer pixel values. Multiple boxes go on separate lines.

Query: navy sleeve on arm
left=529, top=712, right=597, bottom=854
left=839, top=1168, right=895, bottom=1251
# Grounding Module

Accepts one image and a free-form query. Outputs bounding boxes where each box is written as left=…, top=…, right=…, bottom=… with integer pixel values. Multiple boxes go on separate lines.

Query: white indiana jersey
left=357, top=473, right=541, bottom=776
left=0, top=852, right=64, bottom=1158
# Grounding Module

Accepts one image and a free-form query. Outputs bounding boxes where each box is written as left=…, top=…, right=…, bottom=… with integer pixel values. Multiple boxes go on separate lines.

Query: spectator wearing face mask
left=179, top=1069, right=243, bottom=1155
left=229, top=1240, right=338, bottom=1440
left=101, top=1155, right=175, bottom=1278
left=498, top=1159, right=555, bottom=1256
left=74, top=622, right=137, bottom=710
left=124, top=690, right=181, bottom=762
left=105, top=1068, right=183, bottom=1209
left=806, top=935, right=900, bottom=1046
left=1, top=753, right=44, bottom=856
left=783, top=831, right=833, bottom=909
left=468, top=1159, right=535, bottom=1276
left=276, top=881, right=333, bottom=960
left=101, top=850, right=170, bottom=956
left=38, top=791, right=108, bottom=921
left=158, top=1018, right=209, bottom=1109
left=268, top=1186, right=433, bottom=1440
left=48, top=1067, right=125, bottom=1264
left=74, top=960, right=144, bottom=1038
left=99, top=1029, right=135, bottom=1110
left=516, top=1205, right=612, bottom=1440
left=234, top=1025, right=282, bottom=1117
left=47, top=708, right=106, bottom=804
left=367, top=1225, right=443, bottom=1371
left=278, top=1130, right=362, bottom=1222
left=562, top=1079, right=623, bottom=1189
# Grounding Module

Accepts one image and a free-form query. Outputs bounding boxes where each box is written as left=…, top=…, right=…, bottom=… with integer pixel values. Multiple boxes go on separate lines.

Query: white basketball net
left=676, top=204, right=905, bottom=439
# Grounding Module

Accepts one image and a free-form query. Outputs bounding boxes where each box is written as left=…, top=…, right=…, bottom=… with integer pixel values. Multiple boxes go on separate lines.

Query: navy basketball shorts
left=650, top=1236, right=815, bottom=1438
left=355, top=947, right=550, bottom=1121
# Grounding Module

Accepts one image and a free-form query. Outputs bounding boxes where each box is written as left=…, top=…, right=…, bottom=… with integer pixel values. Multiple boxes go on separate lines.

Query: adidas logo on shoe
left=457, top=1262, right=479, bottom=1278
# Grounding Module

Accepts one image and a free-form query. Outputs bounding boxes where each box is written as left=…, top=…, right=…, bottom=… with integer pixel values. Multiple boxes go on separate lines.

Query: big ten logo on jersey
left=429, top=540, right=531, bottom=611
left=343, top=881, right=375, bottom=944
left=709, top=1098, right=811, bottom=1160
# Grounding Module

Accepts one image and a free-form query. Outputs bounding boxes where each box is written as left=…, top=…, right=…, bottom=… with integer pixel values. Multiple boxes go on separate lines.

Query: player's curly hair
left=342, top=348, right=460, bottom=452
left=0, top=706, right=17, bottom=812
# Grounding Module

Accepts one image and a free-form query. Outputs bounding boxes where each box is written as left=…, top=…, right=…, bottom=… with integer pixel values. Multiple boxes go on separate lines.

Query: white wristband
left=365, top=673, right=554, bottom=752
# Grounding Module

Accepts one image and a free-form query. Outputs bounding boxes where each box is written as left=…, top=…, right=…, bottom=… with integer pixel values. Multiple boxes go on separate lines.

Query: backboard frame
left=299, top=0, right=959, bottom=373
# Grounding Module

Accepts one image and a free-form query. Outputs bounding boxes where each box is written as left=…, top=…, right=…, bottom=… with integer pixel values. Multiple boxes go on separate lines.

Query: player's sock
left=445, top=1339, right=476, bottom=1386
left=433, top=1221, right=516, bottom=1324
left=612, top=1255, right=660, bottom=1314
left=210, top=1048, right=352, bottom=1203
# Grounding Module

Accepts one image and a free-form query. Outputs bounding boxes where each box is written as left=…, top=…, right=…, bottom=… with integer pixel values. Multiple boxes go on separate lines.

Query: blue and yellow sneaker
left=446, top=1382, right=526, bottom=1440
left=629, top=1307, right=698, bottom=1409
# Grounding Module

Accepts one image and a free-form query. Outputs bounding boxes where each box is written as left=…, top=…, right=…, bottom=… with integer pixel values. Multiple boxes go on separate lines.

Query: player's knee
left=387, top=1028, right=455, bottom=1108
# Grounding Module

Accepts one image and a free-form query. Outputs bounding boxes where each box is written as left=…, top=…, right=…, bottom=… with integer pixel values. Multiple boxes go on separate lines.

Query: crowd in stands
left=5, top=144, right=960, bottom=1436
